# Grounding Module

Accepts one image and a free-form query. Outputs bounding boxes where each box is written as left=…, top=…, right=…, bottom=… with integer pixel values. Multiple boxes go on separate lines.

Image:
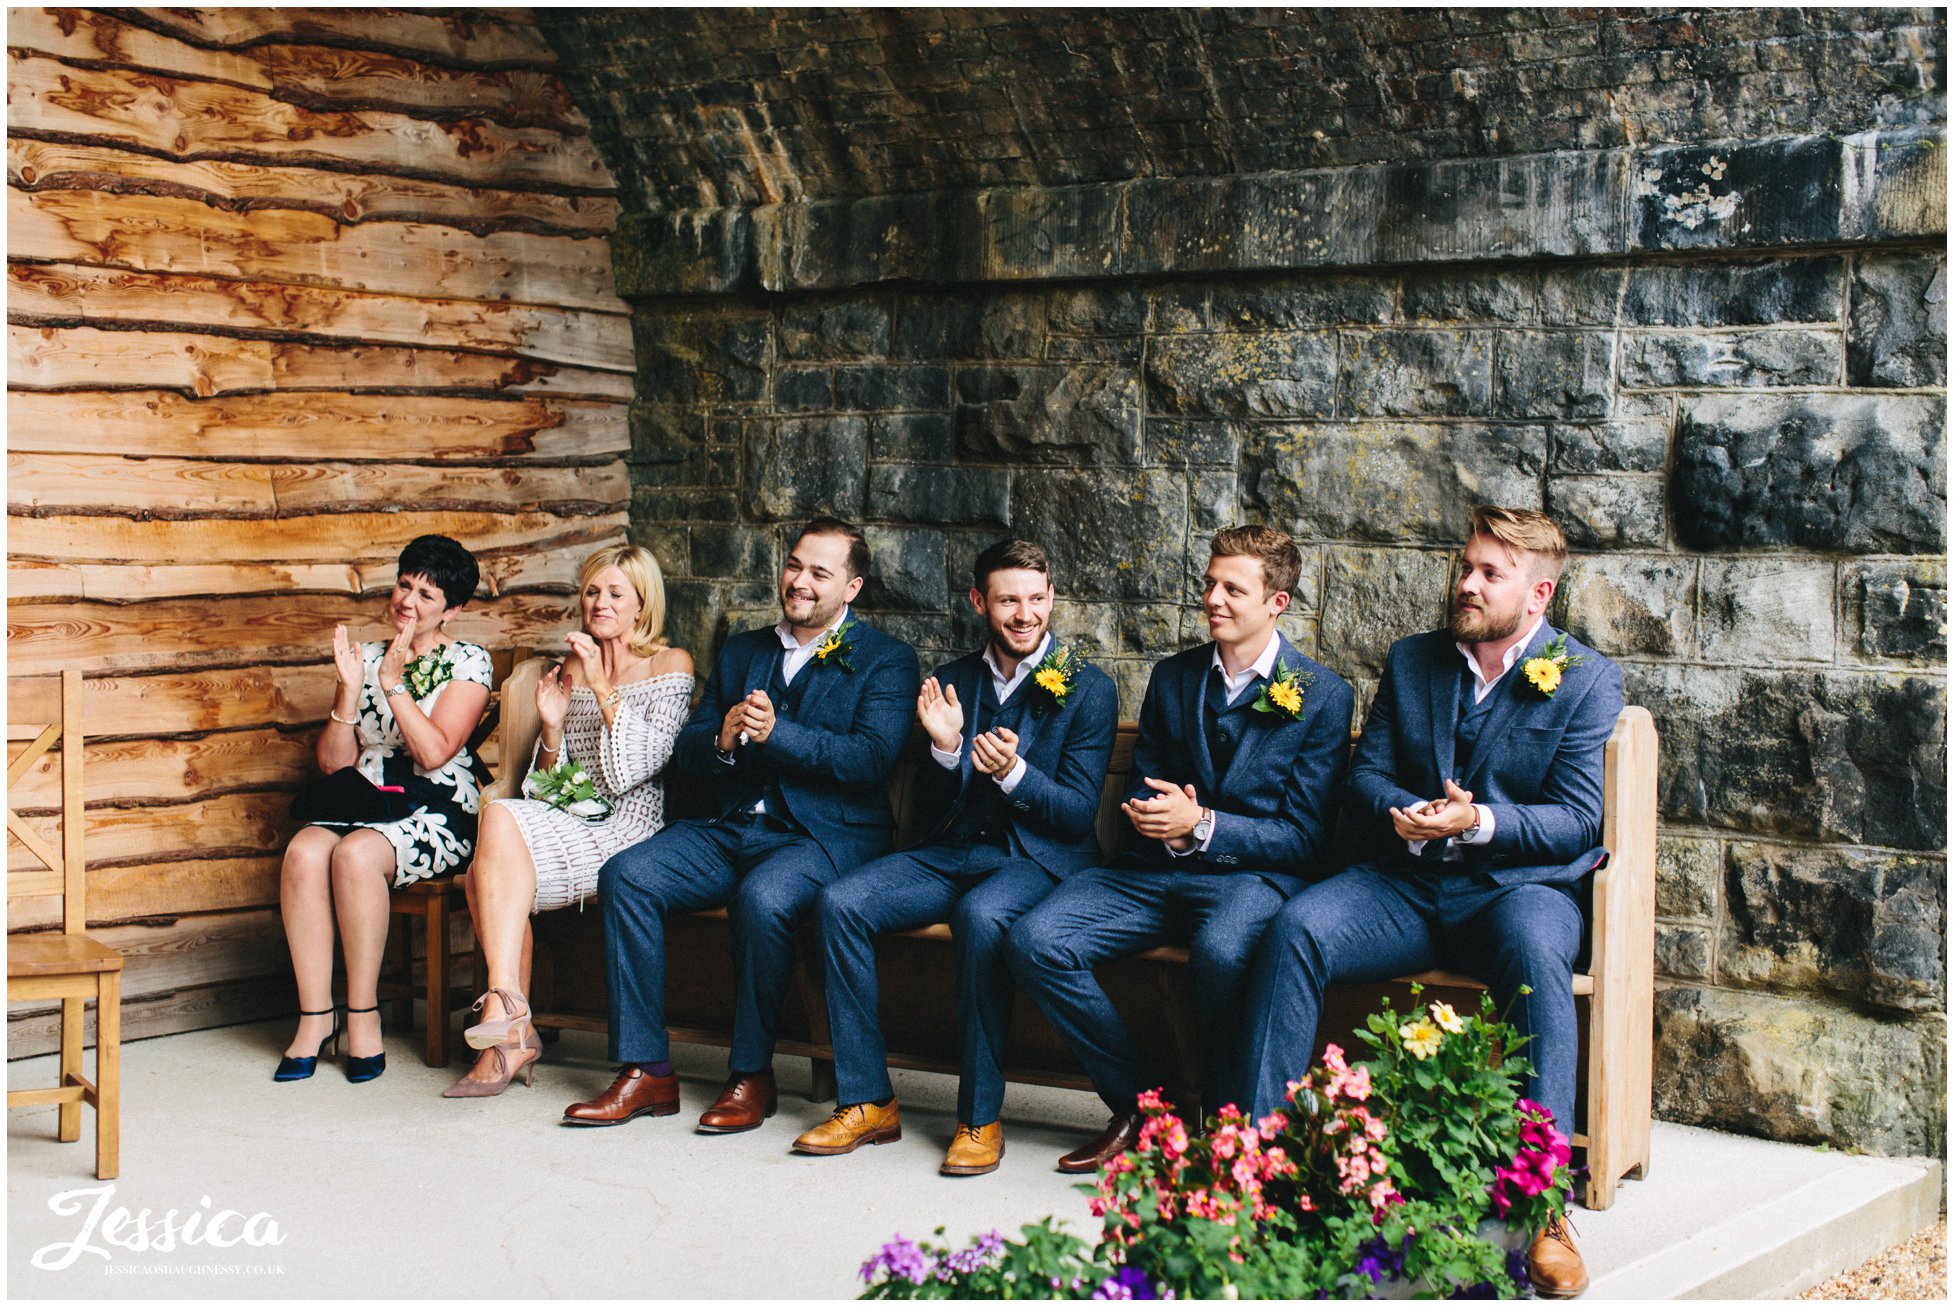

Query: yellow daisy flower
left=1523, top=657, right=1561, bottom=694
left=1429, top=1001, right=1464, bottom=1034
left=1267, top=679, right=1304, bottom=714
left=1035, top=667, right=1068, bottom=697
left=1399, top=1018, right=1443, bottom=1060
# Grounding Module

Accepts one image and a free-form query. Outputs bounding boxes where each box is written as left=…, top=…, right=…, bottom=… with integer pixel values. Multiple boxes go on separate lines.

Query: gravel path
left=1799, top=1219, right=1946, bottom=1299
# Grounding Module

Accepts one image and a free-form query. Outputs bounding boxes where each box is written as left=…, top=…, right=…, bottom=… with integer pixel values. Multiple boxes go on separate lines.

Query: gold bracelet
left=603, top=687, right=624, bottom=709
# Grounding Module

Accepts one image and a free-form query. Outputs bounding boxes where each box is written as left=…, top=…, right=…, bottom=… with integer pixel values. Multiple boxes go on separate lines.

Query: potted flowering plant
left=858, top=988, right=1574, bottom=1300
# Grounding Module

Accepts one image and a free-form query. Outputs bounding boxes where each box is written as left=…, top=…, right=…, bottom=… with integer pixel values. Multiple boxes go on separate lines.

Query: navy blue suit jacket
left=673, top=618, right=922, bottom=870
left=909, top=648, right=1118, bottom=879
left=1346, top=624, right=1625, bottom=887
left=1120, top=634, right=1355, bottom=896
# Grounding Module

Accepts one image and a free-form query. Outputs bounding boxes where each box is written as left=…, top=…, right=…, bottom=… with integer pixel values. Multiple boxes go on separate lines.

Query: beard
left=782, top=587, right=843, bottom=631
left=1449, top=593, right=1524, bottom=643
left=989, top=616, right=1048, bottom=660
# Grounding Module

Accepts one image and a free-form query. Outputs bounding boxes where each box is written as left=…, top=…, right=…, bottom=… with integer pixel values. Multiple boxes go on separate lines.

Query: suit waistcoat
left=947, top=679, right=1028, bottom=843
left=1453, top=659, right=1502, bottom=781
left=1203, top=666, right=1262, bottom=779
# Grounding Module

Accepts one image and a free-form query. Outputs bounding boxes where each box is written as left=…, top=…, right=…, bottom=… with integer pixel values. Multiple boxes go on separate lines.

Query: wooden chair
left=8, top=670, right=122, bottom=1180
left=377, top=648, right=523, bottom=1067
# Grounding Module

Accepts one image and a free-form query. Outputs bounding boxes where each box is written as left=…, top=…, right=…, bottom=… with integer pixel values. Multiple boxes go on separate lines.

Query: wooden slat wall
left=7, top=7, right=631, bottom=1057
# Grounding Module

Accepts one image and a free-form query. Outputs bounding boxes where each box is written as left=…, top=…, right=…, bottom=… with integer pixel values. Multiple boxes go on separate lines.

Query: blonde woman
left=445, top=545, right=693, bottom=1096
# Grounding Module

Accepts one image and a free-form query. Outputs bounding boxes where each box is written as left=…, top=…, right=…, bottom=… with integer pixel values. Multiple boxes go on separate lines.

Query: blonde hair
left=575, top=544, right=668, bottom=655
left=1469, top=506, right=1569, bottom=583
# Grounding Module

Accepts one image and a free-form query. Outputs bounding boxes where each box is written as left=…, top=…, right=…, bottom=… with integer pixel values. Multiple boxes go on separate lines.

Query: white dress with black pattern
left=306, top=639, right=495, bottom=888
left=494, top=671, right=693, bottom=912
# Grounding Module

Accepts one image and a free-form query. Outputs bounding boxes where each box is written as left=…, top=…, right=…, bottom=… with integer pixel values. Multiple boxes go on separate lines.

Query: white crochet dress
left=492, top=671, right=693, bottom=912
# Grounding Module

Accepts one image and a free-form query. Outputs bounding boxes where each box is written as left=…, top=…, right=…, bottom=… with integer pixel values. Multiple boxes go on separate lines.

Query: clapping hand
left=536, top=661, right=572, bottom=731
left=735, top=689, right=776, bottom=745
left=563, top=630, right=608, bottom=700
left=1123, top=778, right=1203, bottom=844
left=1389, top=778, right=1477, bottom=842
left=375, top=613, right=415, bottom=690
left=916, top=677, right=964, bottom=753
left=331, top=623, right=364, bottom=689
left=971, top=727, right=1020, bottom=777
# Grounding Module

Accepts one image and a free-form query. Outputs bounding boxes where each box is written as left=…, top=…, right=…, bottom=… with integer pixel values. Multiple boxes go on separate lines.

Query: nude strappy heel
left=462, top=986, right=532, bottom=1051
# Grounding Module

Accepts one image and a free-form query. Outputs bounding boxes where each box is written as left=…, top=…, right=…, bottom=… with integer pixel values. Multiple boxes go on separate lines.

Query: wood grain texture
left=9, top=390, right=628, bottom=460
left=12, top=189, right=619, bottom=310
left=6, top=972, right=291, bottom=1060
left=9, top=54, right=607, bottom=191
left=9, top=543, right=588, bottom=602
left=9, top=140, right=622, bottom=237
left=7, top=11, right=582, bottom=131
left=9, top=453, right=631, bottom=516
left=9, top=325, right=634, bottom=400
left=11, top=857, right=278, bottom=931
left=10, top=794, right=296, bottom=870
left=9, top=665, right=335, bottom=739
left=112, top=8, right=559, bottom=67
left=12, top=728, right=317, bottom=809
left=7, top=591, right=582, bottom=674
left=8, top=262, right=633, bottom=370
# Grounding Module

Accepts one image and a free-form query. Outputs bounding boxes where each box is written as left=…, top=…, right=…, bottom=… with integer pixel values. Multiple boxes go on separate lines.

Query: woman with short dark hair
left=275, top=534, right=493, bottom=1084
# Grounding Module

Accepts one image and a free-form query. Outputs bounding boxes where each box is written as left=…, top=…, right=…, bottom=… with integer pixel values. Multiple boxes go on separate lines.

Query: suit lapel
left=1184, top=647, right=1219, bottom=794
left=955, top=655, right=987, bottom=785
left=783, top=619, right=854, bottom=720
left=1427, top=635, right=1461, bottom=785
left=1459, top=622, right=1558, bottom=791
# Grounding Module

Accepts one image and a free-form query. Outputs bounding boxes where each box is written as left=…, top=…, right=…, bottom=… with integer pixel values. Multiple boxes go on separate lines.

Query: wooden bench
left=497, top=656, right=1657, bottom=1209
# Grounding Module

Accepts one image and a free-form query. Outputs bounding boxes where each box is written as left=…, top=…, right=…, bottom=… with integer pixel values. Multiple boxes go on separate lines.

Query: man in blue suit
left=564, top=517, right=921, bottom=1133
left=792, top=538, right=1117, bottom=1175
left=1241, top=505, right=1621, bottom=1298
left=1008, top=525, right=1354, bottom=1172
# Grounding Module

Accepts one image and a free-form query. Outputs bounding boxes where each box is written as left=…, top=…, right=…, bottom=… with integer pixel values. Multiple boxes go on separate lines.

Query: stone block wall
left=541, top=8, right=1949, bottom=1156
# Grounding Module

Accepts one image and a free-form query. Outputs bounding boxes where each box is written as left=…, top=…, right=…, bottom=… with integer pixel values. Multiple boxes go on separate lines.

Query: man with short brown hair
left=1241, top=505, right=1621, bottom=1298
left=1007, top=524, right=1353, bottom=1172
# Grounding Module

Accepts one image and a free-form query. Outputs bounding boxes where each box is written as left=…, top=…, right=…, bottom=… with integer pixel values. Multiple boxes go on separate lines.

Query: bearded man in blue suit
left=1008, top=525, right=1354, bottom=1173
left=564, top=517, right=920, bottom=1134
left=792, top=538, right=1117, bottom=1176
left=1241, top=506, right=1621, bottom=1298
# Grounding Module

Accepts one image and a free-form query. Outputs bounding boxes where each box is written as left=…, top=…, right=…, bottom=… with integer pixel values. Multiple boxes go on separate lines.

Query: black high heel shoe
left=273, top=1007, right=339, bottom=1082
left=343, top=1004, right=386, bottom=1083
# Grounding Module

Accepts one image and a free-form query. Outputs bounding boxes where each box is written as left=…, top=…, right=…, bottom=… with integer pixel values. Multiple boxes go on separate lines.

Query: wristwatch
left=1190, top=808, right=1214, bottom=845
left=383, top=682, right=408, bottom=698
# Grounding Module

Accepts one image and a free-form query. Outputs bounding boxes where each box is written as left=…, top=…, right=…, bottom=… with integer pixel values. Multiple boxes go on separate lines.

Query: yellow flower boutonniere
left=1026, top=644, right=1085, bottom=718
left=1251, top=657, right=1312, bottom=720
left=812, top=619, right=858, bottom=674
left=1521, top=633, right=1587, bottom=698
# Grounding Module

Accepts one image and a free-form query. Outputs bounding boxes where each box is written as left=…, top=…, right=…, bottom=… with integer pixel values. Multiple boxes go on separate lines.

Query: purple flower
left=860, top=1235, right=933, bottom=1286
left=1505, top=1247, right=1531, bottom=1293
left=941, top=1229, right=1006, bottom=1276
left=1093, top=1265, right=1160, bottom=1300
left=1352, top=1232, right=1410, bottom=1284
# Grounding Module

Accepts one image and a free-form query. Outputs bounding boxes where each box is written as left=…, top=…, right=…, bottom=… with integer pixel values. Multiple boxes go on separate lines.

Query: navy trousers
left=1240, top=867, right=1586, bottom=1132
left=815, top=842, right=1057, bottom=1126
left=597, top=812, right=837, bottom=1070
left=1006, top=866, right=1286, bottom=1119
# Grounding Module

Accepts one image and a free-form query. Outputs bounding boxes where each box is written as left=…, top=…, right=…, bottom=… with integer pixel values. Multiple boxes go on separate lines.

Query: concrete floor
left=7, top=1021, right=1942, bottom=1299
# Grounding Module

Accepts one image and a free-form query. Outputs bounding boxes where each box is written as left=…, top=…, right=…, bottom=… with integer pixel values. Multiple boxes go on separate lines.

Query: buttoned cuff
left=994, top=756, right=1027, bottom=793
left=1457, top=804, right=1496, bottom=845
left=930, top=738, right=962, bottom=770
left=1167, top=812, right=1216, bottom=858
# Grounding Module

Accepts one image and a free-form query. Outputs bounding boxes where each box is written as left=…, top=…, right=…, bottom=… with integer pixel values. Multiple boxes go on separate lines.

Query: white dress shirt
left=929, top=632, right=1050, bottom=793
left=1407, top=615, right=1546, bottom=858
left=1169, top=628, right=1285, bottom=857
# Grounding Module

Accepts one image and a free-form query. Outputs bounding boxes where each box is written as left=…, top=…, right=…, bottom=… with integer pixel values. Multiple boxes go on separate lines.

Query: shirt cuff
left=717, top=744, right=738, bottom=766
left=1167, top=812, right=1216, bottom=858
left=930, top=738, right=962, bottom=770
left=994, top=756, right=1027, bottom=793
left=1457, top=804, right=1495, bottom=845
left=1406, top=836, right=1427, bottom=857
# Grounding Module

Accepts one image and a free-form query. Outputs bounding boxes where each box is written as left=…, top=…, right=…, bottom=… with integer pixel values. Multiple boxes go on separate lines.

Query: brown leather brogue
left=1056, top=1112, right=1142, bottom=1174
left=560, top=1066, right=679, bottom=1126
left=792, top=1099, right=902, bottom=1155
left=941, top=1121, right=1004, bottom=1176
left=1528, top=1214, right=1590, bottom=1298
left=696, top=1069, right=777, bottom=1133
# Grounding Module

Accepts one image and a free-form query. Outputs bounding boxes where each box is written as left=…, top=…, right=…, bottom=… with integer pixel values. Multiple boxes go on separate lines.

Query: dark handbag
left=290, top=767, right=418, bottom=825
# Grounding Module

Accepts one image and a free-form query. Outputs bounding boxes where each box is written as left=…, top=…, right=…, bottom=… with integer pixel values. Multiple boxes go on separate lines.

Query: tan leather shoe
left=696, top=1070, right=777, bottom=1133
left=1057, top=1112, right=1142, bottom=1174
left=561, top=1066, right=679, bottom=1126
left=1528, top=1214, right=1589, bottom=1298
left=792, top=1099, right=902, bottom=1155
left=941, top=1121, right=1004, bottom=1176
